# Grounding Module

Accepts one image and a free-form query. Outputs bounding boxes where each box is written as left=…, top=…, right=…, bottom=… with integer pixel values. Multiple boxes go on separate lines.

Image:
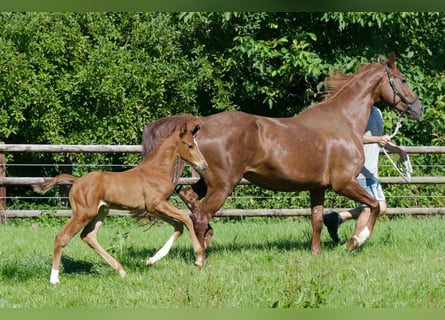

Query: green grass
left=0, top=215, right=444, bottom=308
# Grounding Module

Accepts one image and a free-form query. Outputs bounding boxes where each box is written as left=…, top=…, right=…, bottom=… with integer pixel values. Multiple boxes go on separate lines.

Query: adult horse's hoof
left=346, top=236, right=359, bottom=251
left=203, top=227, right=214, bottom=249
left=194, top=259, right=204, bottom=269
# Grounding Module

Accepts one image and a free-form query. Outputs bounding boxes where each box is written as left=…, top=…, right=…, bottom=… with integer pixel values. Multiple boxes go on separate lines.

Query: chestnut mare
left=34, top=120, right=208, bottom=284
left=142, top=53, right=423, bottom=264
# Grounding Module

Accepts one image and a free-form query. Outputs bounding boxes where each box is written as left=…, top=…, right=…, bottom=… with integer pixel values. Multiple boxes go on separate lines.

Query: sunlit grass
left=0, top=215, right=444, bottom=308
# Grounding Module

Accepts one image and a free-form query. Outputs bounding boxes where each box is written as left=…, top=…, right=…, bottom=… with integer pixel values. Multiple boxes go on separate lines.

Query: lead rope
left=382, top=115, right=412, bottom=182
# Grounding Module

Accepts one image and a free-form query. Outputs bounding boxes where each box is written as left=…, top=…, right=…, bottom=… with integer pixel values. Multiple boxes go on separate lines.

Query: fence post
left=0, top=142, right=6, bottom=223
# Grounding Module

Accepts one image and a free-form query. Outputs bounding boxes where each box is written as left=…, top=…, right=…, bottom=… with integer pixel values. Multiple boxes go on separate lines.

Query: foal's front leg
left=154, top=201, right=205, bottom=267
left=146, top=218, right=184, bottom=266
left=80, top=206, right=126, bottom=278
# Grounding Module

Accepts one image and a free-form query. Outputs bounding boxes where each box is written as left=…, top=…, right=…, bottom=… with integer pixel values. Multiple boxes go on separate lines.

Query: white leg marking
left=147, top=234, right=176, bottom=265
left=97, top=200, right=108, bottom=211
left=50, top=269, right=60, bottom=284
left=357, top=226, right=370, bottom=246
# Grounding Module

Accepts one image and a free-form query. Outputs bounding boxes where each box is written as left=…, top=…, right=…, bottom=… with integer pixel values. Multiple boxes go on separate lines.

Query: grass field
left=0, top=214, right=444, bottom=308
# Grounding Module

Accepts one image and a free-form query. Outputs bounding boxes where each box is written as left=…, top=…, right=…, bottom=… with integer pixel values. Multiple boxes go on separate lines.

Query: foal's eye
left=401, top=78, right=407, bottom=84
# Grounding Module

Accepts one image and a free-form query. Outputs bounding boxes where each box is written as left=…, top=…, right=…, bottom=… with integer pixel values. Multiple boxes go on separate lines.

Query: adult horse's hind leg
left=146, top=217, right=184, bottom=266
left=80, top=206, right=126, bottom=278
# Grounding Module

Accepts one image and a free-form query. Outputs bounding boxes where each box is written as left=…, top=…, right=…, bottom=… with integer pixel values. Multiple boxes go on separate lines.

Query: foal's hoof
left=346, top=236, right=359, bottom=251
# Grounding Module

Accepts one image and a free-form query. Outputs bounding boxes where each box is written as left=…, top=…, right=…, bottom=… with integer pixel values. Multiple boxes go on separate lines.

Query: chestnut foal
left=33, top=120, right=207, bottom=284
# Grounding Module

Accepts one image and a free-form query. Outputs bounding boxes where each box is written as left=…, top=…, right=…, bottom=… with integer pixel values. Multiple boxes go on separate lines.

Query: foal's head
left=177, top=119, right=208, bottom=174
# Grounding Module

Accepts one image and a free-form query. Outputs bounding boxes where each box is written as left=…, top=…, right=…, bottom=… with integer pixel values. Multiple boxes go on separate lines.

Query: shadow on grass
left=120, top=234, right=343, bottom=268
left=60, top=255, right=97, bottom=275
left=0, top=255, right=96, bottom=282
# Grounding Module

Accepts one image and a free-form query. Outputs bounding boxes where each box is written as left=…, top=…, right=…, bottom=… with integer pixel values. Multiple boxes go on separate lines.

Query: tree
left=0, top=12, right=443, bottom=208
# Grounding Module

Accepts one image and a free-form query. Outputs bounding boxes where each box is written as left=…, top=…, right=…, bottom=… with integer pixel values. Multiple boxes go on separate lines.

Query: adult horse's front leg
left=333, top=179, right=380, bottom=251
left=192, top=183, right=235, bottom=250
left=345, top=204, right=380, bottom=251
left=310, top=189, right=325, bottom=254
left=179, top=180, right=214, bottom=248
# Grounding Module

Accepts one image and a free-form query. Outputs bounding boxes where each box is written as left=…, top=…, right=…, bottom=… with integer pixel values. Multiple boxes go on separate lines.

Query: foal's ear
left=386, top=52, right=396, bottom=68
left=179, top=122, right=188, bottom=138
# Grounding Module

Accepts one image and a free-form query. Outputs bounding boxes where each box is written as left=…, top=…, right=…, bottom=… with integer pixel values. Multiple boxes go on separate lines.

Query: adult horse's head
left=380, top=52, right=423, bottom=120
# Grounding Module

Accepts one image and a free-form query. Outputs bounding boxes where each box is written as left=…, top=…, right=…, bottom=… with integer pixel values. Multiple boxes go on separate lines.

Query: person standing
left=323, top=106, right=408, bottom=243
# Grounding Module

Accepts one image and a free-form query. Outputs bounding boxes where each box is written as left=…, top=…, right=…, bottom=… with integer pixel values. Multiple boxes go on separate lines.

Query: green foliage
left=2, top=12, right=444, bottom=146
left=0, top=12, right=444, bottom=210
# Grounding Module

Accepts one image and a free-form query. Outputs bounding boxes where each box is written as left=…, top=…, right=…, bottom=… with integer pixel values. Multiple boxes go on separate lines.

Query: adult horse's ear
left=387, top=52, right=396, bottom=68
left=191, top=124, right=201, bottom=137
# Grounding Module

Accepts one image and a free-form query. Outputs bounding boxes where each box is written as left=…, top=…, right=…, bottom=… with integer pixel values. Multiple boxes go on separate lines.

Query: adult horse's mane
left=322, top=64, right=374, bottom=100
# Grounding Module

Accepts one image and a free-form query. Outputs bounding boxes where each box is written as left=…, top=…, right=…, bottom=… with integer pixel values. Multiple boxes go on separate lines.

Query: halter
left=381, top=61, right=420, bottom=112
left=380, top=61, right=415, bottom=182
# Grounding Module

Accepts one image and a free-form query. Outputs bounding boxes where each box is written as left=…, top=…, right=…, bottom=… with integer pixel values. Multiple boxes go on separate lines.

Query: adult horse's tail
left=142, top=114, right=197, bottom=158
left=33, top=174, right=77, bottom=194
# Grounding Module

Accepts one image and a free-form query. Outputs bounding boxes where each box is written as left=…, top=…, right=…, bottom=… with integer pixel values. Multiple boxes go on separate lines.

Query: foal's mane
left=142, top=114, right=198, bottom=185
left=142, top=114, right=195, bottom=157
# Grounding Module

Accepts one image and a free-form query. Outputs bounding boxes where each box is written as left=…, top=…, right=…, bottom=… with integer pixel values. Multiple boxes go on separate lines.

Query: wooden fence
left=0, top=144, right=444, bottom=218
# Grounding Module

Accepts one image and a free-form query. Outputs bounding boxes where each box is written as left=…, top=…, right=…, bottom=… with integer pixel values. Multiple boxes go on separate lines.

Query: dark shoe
left=323, top=211, right=343, bottom=243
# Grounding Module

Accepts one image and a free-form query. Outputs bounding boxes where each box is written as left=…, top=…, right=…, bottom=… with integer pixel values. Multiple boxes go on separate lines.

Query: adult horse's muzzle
left=404, top=99, right=423, bottom=120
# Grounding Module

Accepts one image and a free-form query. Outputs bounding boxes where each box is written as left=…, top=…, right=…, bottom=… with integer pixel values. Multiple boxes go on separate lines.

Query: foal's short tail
left=33, top=173, right=77, bottom=194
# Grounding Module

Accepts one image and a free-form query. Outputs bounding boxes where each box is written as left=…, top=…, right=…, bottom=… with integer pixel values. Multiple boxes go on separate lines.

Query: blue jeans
left=358, top=178, right=385, bottom=203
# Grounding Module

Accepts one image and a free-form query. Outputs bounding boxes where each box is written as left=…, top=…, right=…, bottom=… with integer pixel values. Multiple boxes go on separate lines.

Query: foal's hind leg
left=50, top=211, right=92, bottom=284
left=80, top=206, right=126, bottom=277
left=146, top=217, right=184, bottom=266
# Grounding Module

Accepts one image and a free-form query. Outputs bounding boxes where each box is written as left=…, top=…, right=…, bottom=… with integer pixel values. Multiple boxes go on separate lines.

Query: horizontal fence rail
left=0, top=144, right=444, bottom=219
left=4, top=207, right=445, bottom=219
left=0, top=144, right=444, bottom=154
left=1, top=176, right=445, bottom=186
left=0, top=144, right=142, bottom=153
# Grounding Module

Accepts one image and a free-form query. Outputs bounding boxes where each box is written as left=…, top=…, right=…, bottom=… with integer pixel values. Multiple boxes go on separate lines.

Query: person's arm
left=363, top=134, right=407, bottom=160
